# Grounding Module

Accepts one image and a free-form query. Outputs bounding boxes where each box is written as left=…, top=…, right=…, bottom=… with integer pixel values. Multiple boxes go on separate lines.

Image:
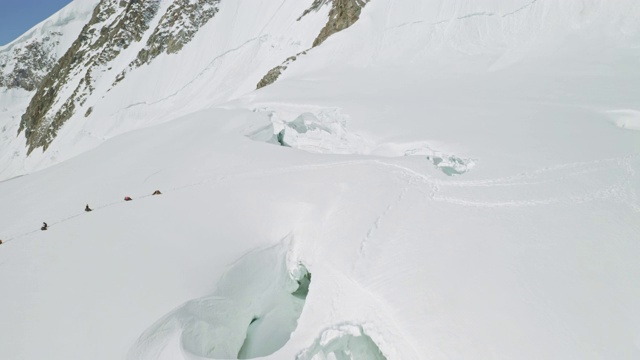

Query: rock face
left=17, top=0, right=223, bottom=155
left=256, top=55, right=299, bottom=89
left=114, top=0, right=220, bottom=85
left=133, top=0, right=220, bottom=67
left=0, top=34, right=61, bottom=91
left=12, top=0, right=366, bottom=156
left=256, top=0, right=369, bottom=89
left=312, top=0, right=369, bottom=47
left=19, top=0, right=162, bottom=154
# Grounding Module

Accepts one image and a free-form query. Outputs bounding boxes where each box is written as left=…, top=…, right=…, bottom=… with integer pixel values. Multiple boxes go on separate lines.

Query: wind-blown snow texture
left=1, top=0, right=640, bottom=359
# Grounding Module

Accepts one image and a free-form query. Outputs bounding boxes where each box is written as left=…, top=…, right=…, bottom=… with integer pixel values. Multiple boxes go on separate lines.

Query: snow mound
left=274, top=110, right=373, bottom=155
left=373, top=142, right=476, bottom=176
left=297, top=324, right=387, bottom=360
left=425, top=153, right=475, bottom=176
left=128, top=239, right=310, bottom=360
left=605, top=110, right=640, bottom=131
left=266, top=109, right=475, bottom=176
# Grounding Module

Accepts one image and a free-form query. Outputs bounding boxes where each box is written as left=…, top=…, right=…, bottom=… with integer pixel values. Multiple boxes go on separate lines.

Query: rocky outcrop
left=18, top=0, right=223, bottom=154
left=297, top=0, right=327, bottom=21
left=133, top=0, right=220, bottom=67
left=0, top=33, right=62, bottom=91
left=312, top=0, right=369, bottom=47
left=19, top=0, right=162, bottom=154
left=256, top=0, right=369, bottom=89
left=256, top=55, right=300, bottom=89
left=115, top=0, right=220, bottom=85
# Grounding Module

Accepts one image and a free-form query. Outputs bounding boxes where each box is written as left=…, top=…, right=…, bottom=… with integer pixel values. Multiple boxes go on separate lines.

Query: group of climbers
left=36, top=190, right=163, bottom=233
left=0, top=190, right=164, bottom=244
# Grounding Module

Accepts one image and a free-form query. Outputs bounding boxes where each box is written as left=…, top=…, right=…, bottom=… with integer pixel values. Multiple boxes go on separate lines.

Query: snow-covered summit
left=0, top=0, right=99, bottom=91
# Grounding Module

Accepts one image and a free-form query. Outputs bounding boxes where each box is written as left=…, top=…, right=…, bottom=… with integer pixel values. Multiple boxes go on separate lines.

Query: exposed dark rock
left=297, top=0, right=327, bottom=21
left=256, top=55, right=298, bottom=89
left=18, top=0, right=223, bottom=154
left=0, top=35, right=61, bottom=91
left=257, top=65, right=286, bottom=89
left=257, top=0, right=369, bottom=89
left=312, top=0, right=368, bottom=47
left=19, top=0, right=161, bottom=154
left=132, top=0, right=220, bottom=67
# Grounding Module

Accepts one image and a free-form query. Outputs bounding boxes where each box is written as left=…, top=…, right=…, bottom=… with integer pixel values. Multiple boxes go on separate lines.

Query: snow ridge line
left=502, top=0, right=540, bottom=18
left=387, top=0, right=542, bottom=31
left=109, top=35, right=268, bottom=116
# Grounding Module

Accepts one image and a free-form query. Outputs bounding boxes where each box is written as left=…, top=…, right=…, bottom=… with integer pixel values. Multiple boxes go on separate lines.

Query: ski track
left=502, top=0, right=540, bottom=18
left=2, top=152, right=638, bottom=245
left=358, top=185, right=409, bottom=257
left=143, top=170, right=162, bottom=184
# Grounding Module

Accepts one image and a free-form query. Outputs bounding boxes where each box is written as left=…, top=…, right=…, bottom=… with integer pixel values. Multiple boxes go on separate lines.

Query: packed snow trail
left=2, top=149, right=638, bottom=246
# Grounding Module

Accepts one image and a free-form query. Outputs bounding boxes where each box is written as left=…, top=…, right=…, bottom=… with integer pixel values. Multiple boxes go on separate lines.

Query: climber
left=124, top=196, right=132, bottom=201
left=152, top=190, right=162, bottom=195
left=0, top=239, right=3, bottom=245
left=85, top=204, right=93, bottom=212
left=41, top=222, right=48, bottom=231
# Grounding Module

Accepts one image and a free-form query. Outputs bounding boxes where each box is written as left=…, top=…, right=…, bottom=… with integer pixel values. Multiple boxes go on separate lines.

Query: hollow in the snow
left=128, top=242, right=311, bottom=359
left=297, top=324, right=387, bottom=360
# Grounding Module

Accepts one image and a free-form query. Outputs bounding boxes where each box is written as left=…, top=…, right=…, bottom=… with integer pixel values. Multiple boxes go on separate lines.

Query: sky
left=0, top=0, right=72, bottom=46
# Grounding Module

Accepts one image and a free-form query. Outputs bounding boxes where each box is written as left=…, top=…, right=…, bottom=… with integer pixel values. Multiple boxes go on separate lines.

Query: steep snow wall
left=128, top=241, right=311, bottom=359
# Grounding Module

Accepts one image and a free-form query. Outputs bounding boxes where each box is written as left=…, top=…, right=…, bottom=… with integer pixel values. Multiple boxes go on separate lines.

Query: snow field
left=0, top=109, right=411, bottom=359
left=3, top=106, right=639, bottom=359
left=1, top=0, right=640, bottom=359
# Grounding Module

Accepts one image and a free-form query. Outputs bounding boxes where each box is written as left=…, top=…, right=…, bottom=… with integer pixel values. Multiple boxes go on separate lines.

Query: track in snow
left=2, top=152, right=638, bottom=246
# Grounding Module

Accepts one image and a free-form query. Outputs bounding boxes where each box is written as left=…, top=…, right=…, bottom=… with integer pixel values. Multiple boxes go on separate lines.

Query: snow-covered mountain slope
left=8, top=0, right=341, bottom=177
left=1, top=0, right=640, bottom=359
left=0, top=0, right=99, bottom=177
left=4, top=0, right=639, bottom=180
left=0, top=108, right=638, bottom=359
